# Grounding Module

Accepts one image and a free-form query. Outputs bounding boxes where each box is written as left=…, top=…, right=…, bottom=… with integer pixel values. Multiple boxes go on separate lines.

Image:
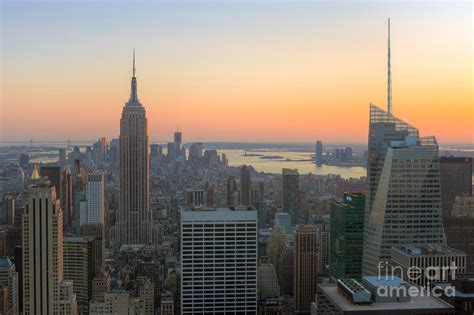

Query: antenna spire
left=387, top=18, right=392, bottom=114
left=133, top=49, right=136, bottom=78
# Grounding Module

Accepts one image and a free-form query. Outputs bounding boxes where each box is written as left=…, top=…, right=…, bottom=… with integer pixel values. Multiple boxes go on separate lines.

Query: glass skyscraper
left=330, top=192, right=365, bottom=281
left=362, top=104, right=445, bottom=275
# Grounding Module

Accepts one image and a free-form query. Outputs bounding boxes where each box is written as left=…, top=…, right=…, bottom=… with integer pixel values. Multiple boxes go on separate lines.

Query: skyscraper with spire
left=115, top=52, right=153, bottom=246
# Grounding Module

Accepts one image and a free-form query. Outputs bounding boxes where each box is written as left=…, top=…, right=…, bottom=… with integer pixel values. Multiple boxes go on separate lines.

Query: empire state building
left=116, top=53, right=153, bottom=245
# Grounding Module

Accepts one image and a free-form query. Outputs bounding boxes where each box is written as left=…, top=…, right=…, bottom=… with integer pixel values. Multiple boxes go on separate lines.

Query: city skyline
left=1, top=1, right=472, bottom=143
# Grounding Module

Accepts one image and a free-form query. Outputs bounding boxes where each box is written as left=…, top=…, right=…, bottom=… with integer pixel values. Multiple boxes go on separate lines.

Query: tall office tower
left=22, top=177, right=77, bottom=314
left=206, top=185, right=216, bottom=206
left=330, top=193, right=365, bottom=281
left=258, top=257, right=280, bottom=299
left=240, top=165, right=252, bottom=206
left=116, top=53, right=153, bottom=246
left=61, top=167, right=73, bottom=229
left=226, top=176, right=239, bottom=206
left=282, top=168, right=300, bottom=224
left=166, top=142, right=175, bottom=160
left=315, top=141, right=323, bottom=164
left=278, top=244, right=294, bottom=296
left=318, top=223, right=330, bottom=278
left=0, top=257, right=18, bottom=315
left=440, top=157, right=472, bottom=216
left=266, top=226, right=287, bottom=278
left=362, top=105, right=445, bottom=275
left=58, top=148, right=67, bottom=166
left=87, top=173, right=105, bottom=224
left=294, top=225, right=317, bottom=314
left=63, top=236, right=95, bottom=314
left=174, top=131, right=183, bottom=159
left=80, top=224, right=105, bottom=274
left=19, top=153, right=30, bottom=169
left=181, top=207, right=258, bottom=314
left=0, top=195, right=15, bottom=225
left=188, top=142, right=203, bottom=165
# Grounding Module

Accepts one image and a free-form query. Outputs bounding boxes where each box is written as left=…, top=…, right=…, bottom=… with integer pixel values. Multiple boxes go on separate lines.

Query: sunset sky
left=1, top=1, right=472, bottom=143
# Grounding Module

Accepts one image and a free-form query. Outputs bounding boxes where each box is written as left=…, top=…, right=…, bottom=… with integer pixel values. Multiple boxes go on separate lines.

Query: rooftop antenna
left=133, top=49, right=136, bottom=78
left=387, top=18, right=392, bottom=114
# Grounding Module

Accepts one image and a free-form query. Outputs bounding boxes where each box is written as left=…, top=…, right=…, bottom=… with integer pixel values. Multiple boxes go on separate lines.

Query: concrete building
left=80, top=224, right=105, bottom=274
left=294, top=225, right=316, bottom=314
left=22, top=177, right=77, bottom=314
left=314, top=276, right=454, bottom=314
left=160, top=291, right=174, bottom=315
left=180, top=206, right=258, bottom=314
left=436, top=275, right=474, bottom=315
left=241, top=165, right=252, bottom=206
left=91, top=271, right=110, bottom=302
left=391, top=244, right=466, bottom=288
left=86, top=173, right=105, bottom=224
left=258, top=257, right=280, bottom=299
left=330, top=192, right=365, bottom=280
left=89, top=291, right=139, bottom=315
left=440, top=156, right=472, bottom=216
left=63, top=236, right=96, bottom=314
left=0, top=257, right=18, bottom=315
left=282, top=168, right=299, bottom=224
left=137, top=277, right=154, bottom=315
left=0, top=196, right=15, bottom=225
left=363, top=105, right=445, bottom=275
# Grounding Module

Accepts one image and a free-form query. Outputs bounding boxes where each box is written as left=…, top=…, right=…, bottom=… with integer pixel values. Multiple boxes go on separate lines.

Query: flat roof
left=394, top=244, right=465, bottom=257
left=318, top=284, right=454, bottom=312
left=182, top=206, right=257, bottom=222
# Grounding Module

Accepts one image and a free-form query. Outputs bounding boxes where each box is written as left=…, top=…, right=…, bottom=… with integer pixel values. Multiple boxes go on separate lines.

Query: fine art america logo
left=377, top=261, right=457, bottom=298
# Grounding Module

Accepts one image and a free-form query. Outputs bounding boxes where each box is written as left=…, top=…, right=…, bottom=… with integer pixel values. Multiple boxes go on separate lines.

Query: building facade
left=362, top=105, right=445, bottom=275
left=294, top=225, right=316, bottom=314
left=330, top=192, right=365, bottom=280
left=181, top=207, right=258, bottom=314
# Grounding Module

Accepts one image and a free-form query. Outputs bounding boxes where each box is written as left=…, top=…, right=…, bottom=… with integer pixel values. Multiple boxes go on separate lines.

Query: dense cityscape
left=1, top=2, right=473, bottom=315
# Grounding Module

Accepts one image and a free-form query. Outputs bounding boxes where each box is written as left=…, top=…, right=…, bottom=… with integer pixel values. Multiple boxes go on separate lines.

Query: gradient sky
left=1, top=1, right=472, bottom=143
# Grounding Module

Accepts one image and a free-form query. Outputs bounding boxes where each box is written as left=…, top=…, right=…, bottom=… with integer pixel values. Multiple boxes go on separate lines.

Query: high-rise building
left=258, top=257, right=280, bottom=299
left=19, top=153, right=30, bottom=169
left=391, top=244, right=466, bottom=288
left=188, top=142, right=203, bottom=165
left=61, top=167, right=73, bottom=229
left=362, top=104, right=445, bottom=275
left=330, top=192, right=365, bottom=281
left=116, top=53, right=153, bottom=246
left=0, top=257, right=18, bottom=315
left=0, top=195, right=15, bottom=225
left=89, top=292, right=139, bottom=314
left=440, top=157, right=472, bottom=216
left=174, top=131, right=183, bottom=160
left=278, top=244, right=294, bottom=296
left=180, top=207, right=258, bottom=314
left=226, top=176, right=239, bottom=206
left=59, top=148, right=67, bottom=166
left=315, top=141, right=323, bottom=164
left=87, top=173, right=105, bottom=224
left=240, top=165, right=252, bottom=206
left=63, top=236, right=96, bottom=314
left=293, top=225, right=316, bottom=314
left=22, top=177, right=77, bottom=314
left=137, top=277, right=154, bottom=315
left=282, top=168, right=299, bottom=224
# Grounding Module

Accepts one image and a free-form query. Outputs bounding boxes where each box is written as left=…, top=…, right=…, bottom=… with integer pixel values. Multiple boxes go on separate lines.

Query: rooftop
left=318, top=282, right=453, bottom=312
left=394, top=244, right=465, bottom=257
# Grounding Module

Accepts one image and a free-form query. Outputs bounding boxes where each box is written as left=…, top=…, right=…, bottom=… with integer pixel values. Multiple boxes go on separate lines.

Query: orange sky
left=1, top=2, right=472, bottom=143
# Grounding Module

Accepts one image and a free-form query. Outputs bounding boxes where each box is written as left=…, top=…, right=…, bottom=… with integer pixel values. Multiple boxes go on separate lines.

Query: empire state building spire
left=127, top=49, right=141, bottom=106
